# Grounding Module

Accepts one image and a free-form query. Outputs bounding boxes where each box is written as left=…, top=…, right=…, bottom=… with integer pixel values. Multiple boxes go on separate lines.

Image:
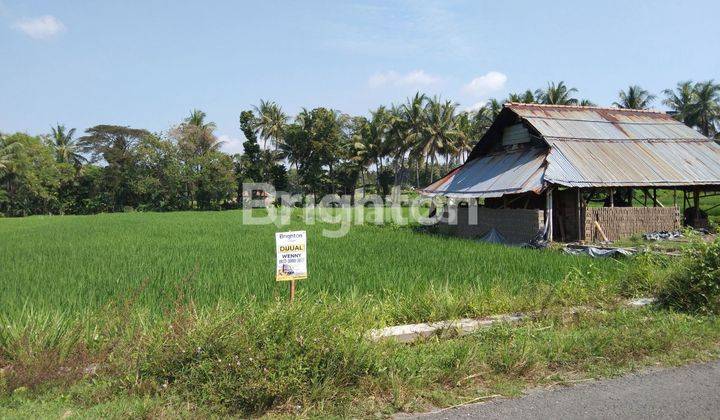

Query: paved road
left=409, top=360, right=720, bottom=420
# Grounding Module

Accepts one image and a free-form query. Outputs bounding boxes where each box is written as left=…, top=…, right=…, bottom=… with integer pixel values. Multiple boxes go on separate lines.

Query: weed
left=658, top=239, right=720, bottom=314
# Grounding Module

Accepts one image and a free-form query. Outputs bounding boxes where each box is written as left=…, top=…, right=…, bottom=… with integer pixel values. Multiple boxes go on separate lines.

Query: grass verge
left=1, top=304, right=719, bottom=418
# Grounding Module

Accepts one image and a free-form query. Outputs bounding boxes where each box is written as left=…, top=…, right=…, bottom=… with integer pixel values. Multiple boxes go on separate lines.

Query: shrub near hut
left=659, top=239, right=720, bottom=314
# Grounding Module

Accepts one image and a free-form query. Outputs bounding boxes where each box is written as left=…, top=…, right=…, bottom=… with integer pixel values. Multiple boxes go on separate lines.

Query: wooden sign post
left=275, top=231, right=307, bottom=302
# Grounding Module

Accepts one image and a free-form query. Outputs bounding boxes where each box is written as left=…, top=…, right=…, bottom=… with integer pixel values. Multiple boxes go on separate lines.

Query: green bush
left=138, top=300, right=380, bottom=416
left=617, top=252, right=672, bottom=298
left=658, top=239, right=720, bottom=314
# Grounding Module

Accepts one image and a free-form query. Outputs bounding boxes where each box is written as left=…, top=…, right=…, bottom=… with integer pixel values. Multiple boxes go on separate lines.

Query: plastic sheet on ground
left=480, top=228, right=506, bottom=244
left=523, top=221, right=551, bottom=249
left=564, top=245, right=636, bottom=258
left=644, top=230, right=683, bottom=241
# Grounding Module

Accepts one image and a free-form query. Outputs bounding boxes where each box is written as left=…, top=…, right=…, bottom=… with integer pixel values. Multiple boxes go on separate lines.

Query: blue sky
left=1, top=0, right=718, bottom=154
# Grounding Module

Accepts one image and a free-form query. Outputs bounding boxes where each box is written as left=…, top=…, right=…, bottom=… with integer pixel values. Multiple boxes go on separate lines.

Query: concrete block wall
left=439, top=206, right=544, bottom=244
left=584, top=207, right=681, bottom=242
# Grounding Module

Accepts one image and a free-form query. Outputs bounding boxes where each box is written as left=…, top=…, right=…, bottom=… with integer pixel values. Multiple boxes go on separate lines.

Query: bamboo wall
left=583, top=207, right=681, bottom=242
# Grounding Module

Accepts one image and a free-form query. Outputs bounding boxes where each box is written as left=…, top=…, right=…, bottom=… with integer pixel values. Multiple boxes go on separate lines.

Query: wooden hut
left=422, top=103, right=720, bottom=243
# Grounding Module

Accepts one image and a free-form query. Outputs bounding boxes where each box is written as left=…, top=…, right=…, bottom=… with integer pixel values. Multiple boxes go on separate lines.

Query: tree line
left=1, top=80, right=718, bottom=216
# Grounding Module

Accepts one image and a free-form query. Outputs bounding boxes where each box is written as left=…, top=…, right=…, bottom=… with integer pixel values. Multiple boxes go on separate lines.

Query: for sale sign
left=275, top=231, right=307, bottom=281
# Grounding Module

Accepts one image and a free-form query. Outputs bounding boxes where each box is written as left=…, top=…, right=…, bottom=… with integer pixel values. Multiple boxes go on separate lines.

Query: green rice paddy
left=0, top=208, right=620, bottom=319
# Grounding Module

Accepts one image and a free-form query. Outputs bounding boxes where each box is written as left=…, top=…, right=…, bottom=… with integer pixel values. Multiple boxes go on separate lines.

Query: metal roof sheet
left=421, top=147, right=546, bottom=198
left=545, top=138, right=720, bottom=187
left=512, top=104, right=720, bottom=187
left=424, top=104, right=720, bottom=197
left=508, top=103, right=705, bottom=141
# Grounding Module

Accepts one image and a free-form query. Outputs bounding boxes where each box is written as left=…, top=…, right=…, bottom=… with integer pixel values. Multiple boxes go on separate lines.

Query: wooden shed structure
left=422, top=103, right=720, bottom=243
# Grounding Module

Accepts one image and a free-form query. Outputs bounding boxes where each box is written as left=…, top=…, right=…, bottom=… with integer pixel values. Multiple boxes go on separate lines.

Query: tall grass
left=0, top=209, right=622, bottom=322
left=2, top=297, right=719, bottom=417
left=1, top=210, right=719, bottom=416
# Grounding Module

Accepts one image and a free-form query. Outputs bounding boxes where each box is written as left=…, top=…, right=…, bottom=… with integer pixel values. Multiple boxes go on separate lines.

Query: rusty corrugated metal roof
left=508, top=103, right=720, bottom=187
left=545, top=138, right=720, bottom=187
left=508, top=103, right=705, bottom=141
left=422, top=104, right=720, bottom=196
left=421, top=147, right=546, bottom=198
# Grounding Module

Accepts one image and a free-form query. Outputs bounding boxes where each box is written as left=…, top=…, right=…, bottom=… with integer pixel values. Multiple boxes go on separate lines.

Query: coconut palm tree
left=689, top=80, right=720, bottom=137
left=49, top=124, right=85, bottom=167
left=0, top=135, right=22, bottom=173
left=579, top=99, right=596, bottom=106
left=401, top=93, right=427, bottom=147
left=663, top=81, right=696, bottom=124
left=279, top=123, right=308, bottom=172
left=395, top=93, right=429, bottom=187
left=186, top=109, right=209, bottom=127
left=348, top=116, right=374, bottom=192
left=614, top=85, right=655, bottom=109
left=466, top=103, right=495, bottom=143
left=381, top=105, right=409, bottom=188
left=507, top=90, right=536, bottom=104
left=364, top=106, right=391, bottom=176
left=384, top=104, right=405, bottom=157
left=254, top=99, right=288, bottom=149
left=487, top=98, right=504, bottom=118
left=454, top=112, right=475, bottom=163
left=414, top=98, right=458, bottom=182
left=180, top=109, right=222, bottom=156
left=535, top=81, right=579, bottom=105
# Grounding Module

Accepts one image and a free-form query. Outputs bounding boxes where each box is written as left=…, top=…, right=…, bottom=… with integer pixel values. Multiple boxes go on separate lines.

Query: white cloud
left=463, top=71, right=507, bottom=97
left=218, top=134, right=244, bottom=155
left=13, top=15, right=65, bottom=40
left=368, top=70, right=441, bottom=88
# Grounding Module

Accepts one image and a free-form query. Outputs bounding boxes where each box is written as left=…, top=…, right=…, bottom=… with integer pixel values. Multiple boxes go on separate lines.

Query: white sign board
left=275, top=231, right=307, bottom=281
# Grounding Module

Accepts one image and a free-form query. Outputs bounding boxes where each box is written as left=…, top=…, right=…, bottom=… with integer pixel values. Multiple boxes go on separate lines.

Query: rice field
left=0, top=208, right=620, bottom=319
left=656, top=189, right=720, bottom=221
left=3, top=209, right=719, bottom=418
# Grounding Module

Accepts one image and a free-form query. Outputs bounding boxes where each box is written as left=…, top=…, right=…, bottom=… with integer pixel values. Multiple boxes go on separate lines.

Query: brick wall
left=584, top=207, right=681, bottom=242
left=439, top=206, right=545, bottom=244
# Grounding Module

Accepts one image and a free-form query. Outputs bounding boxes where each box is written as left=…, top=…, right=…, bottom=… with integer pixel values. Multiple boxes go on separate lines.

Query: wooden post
left=653, top=188, right=657, bottom=207
left=609, top=188, right=614, bottom=207
left=290, top=280, right=296, bottom=302
left=594, top=221, right=609, bottom=242
left=693, top=189, right=700, bottom=221
left=673, top=189, right=677, bottom=207
left=546, top=187, right=553, bottom=242
left=577, top=188, right=582, bottom=242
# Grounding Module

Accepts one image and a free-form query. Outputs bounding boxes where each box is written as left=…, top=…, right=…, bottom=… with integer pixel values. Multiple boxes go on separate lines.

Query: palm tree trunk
left=430, top=154, right=436, bottom=183
left=360, top=169, right=366, bottom=198
left=415, top=161, right=420, bottom=188
left=375, top=160, right=382, bottom=193
left=424, top=155, right=431, bottom=183
left=393, top=158, right=399, bottom=187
